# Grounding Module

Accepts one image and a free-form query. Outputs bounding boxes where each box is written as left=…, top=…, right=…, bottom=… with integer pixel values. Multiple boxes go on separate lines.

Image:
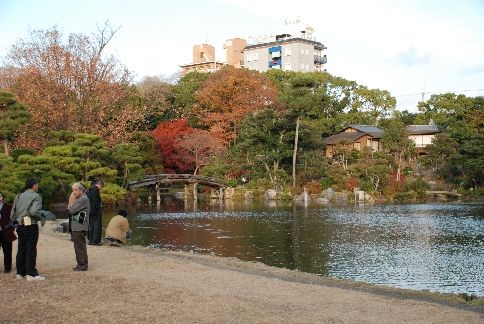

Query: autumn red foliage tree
left=194, top=67, right=280, bottom=146
left=0, top=23, right=143, bottom=150
left=148, top=119, right=193, bottom=174
left=176, top=129, right=225, bottom=175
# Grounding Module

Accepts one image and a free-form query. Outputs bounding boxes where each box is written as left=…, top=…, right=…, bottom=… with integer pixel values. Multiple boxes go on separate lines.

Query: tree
left=129, top=132, right=163, bottom=174
left=172, top=71, right=209, bottom=120
left=0, top=91, right=32, bottom=155
left=148, top=119, right=194, bottom=174
left=352, top=86, right=396, bottom=120
left=0, top=23, right=142, bottom=150
left=194, top=67, right=280, bottom=145
left=280, top=76, right=327, bottom=186
left=41, top=144, right=80, bottom=193
left=111, top=143, right=144, bottom=187
left=176, top=129, right=225, bottom=175
left=236, top=109, right=292, bottom=186
left=0, top=154, right=23, bottom=202
left=380, top=119, right=416, bottom=181
left=137, top=75, right=176, bottom=129
left=416, top=93, right=473, bottom=132
left=68, top=134, right=113, bottom=181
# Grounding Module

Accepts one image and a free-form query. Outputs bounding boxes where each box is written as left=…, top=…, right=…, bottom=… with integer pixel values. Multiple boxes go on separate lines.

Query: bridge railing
left=127, top=174, right=227, bottom=190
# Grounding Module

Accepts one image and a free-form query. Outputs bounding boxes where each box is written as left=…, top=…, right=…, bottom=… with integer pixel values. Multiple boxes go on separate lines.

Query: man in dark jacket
left=86, top=180, right=103, bottom=245
left=0, top=191, right=16, bottom=273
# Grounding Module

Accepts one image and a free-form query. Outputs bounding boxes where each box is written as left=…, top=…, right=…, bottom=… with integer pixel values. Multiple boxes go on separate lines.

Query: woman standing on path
left=68, top=183, right=90, bottom=271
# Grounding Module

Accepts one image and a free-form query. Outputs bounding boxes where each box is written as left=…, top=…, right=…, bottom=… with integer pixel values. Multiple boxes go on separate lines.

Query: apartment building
left=243, top=37, right=327, bottom=72
left=242, top=19, right=327, bottom=72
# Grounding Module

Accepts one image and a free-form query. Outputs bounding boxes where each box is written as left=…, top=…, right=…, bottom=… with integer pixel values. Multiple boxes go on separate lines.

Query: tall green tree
left=236, top=109, right=292, bottom=186
left=0, top=91, right=32, bottom=155
left=380, top=118, right=416, bottom=181
left=172, top=71, right=209, bottom=121
left=280, top=76, right=328, bottom=186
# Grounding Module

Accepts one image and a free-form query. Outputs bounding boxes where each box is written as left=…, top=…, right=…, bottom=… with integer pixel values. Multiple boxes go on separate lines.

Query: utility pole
left=421, top=84, right=425, bottom=102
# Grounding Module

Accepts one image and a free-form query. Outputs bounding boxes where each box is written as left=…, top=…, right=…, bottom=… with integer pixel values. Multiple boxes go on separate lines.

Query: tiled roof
left=347, top=125, right=383, bottom=134
left=323, top=132, right=366, bottom=144
left=323, top=125, right=383, bottom=144
left=406, top=125, right=442, bottom=135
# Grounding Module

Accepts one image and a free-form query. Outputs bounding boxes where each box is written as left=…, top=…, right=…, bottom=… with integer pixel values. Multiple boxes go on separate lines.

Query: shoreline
left=0, top=221, right=482, bottom=323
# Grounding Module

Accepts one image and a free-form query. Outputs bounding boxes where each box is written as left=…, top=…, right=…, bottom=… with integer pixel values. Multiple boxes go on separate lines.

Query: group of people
left=0, top=177, right=132, bottom=281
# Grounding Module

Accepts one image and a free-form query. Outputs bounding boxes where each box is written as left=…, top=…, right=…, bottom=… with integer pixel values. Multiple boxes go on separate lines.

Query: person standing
left=10, top=178, right=44, bottom=281
left=87, top=180, right=103, bottom=246
left=68, top=183, right=90, bottom=271
left=105, top=210, right=132, bottom=247
left=0, top=191, right=16, bottom=274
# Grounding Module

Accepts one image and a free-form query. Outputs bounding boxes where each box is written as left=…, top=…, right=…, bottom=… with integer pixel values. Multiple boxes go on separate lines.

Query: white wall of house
left=408, top=134, right=435, bottom=147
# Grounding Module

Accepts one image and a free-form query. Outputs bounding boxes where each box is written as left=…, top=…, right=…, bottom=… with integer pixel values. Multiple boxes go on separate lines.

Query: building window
left=247, top=54, right=252, bottom=62
left=301, top=48, right=304, bottom=54
left=305, top=49, right=309, bottom=55
left=271, top=51, right=281, bottom=58
left=285, top=63, right=292, bottom=71
left=306, top=64, right=309, bottom=70
left=354, top=143, right=361, bottom=150
left=253, top=53, right=258, bottom=61
left=301, top=63, right=305, bottom=69
left=285, top=48, right=291, bottom=56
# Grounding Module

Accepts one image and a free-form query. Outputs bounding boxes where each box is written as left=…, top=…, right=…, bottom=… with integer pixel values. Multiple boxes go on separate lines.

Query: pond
left=71, top=198, right=484, bottom=297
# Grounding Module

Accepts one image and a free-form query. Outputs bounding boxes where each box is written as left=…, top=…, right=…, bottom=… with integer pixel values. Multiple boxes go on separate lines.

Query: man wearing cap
left=86, top=180, right=104, bottom=246
left=10, top=178, right=45, bottom=281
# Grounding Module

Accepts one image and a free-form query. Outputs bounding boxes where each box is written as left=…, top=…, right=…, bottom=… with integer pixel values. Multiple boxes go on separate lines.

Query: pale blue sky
left=1, top=0, right=483, bottom=112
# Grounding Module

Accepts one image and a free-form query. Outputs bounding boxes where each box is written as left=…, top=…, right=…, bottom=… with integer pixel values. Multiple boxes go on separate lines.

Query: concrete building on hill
left=179, top=38, right=248, bottom=75
left=242, top=19, right=327, bottom=73
left=179, top=19, right=327, bottom=75
left=179, top=44, right=225, bottom=75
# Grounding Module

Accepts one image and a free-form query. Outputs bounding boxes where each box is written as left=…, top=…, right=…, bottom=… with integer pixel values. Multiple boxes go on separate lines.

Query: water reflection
left=86, top=199, right=484, bottom=297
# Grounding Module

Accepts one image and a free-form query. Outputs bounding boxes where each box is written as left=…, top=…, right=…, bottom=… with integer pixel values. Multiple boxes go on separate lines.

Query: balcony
left=314, top=55, right=327, bottom=64
left=269, top=59, right=281, bottom=67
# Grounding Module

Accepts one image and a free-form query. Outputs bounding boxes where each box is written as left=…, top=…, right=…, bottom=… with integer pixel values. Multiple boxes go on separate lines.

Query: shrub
left=403, top=167, right=413, bottom=176
left=291, top=186, right=303, bottom=197
left=405, top=177, right=430, bottom=195
left=394, top=192, right=415, bottom=202
left=382, top=179, right=405, bottom=195
left=305, top=181, right=322, bottom=195
left=320, top=178, right=332, bottom=189
left=225, top=178, right=238, bottom=188
left=345, top=178, right=358, bottom=191
left=358, top=178, right=374, bottom=192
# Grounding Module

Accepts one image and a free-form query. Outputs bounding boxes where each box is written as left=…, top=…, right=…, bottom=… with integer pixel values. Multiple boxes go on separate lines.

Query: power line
left=394, top=88, right=484, bottom=98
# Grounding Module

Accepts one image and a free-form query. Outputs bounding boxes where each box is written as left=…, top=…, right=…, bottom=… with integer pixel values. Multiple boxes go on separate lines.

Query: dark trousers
left=88, top=214, right=102, bottom=244
left=16, top=224, right=39, bottom=277
left=72, top=230, right=88, bottom=270
left=0, top=231, right=13, bottom=271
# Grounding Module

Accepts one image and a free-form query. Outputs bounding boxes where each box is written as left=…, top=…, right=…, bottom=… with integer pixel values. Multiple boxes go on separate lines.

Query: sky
left=1, top=0, right=483, bottom=112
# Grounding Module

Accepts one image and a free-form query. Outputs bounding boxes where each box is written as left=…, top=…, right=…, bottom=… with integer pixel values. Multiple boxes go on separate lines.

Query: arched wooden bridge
left=127, top=174, right=227, bottom=201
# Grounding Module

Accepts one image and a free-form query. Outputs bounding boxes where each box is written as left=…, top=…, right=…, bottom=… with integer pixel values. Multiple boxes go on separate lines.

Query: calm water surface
left=100, top=199, right=484, bottom=296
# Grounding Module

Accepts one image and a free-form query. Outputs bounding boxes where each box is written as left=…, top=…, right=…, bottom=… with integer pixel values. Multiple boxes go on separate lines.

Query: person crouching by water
left=67, top=183, right=90, bottom=271
left=10, top=178, right=45, bottom=281
left=0, top=191, right=16, bottom=274
left=105, top=210, right=131, bottom=247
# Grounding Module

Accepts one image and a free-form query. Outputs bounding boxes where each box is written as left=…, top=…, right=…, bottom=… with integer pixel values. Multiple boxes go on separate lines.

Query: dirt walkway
left=1, top=221, right=482, bottom=323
